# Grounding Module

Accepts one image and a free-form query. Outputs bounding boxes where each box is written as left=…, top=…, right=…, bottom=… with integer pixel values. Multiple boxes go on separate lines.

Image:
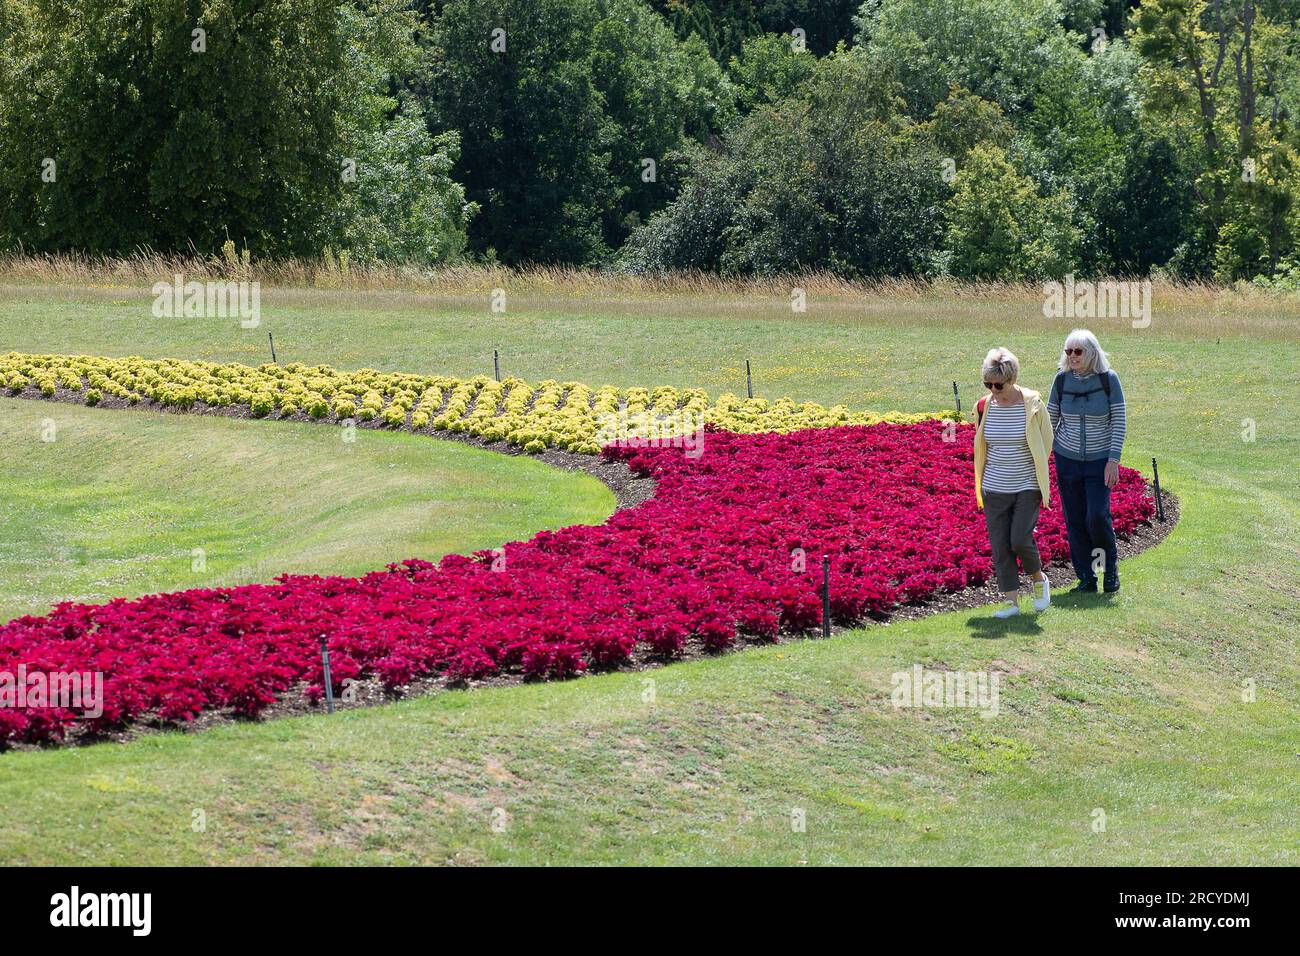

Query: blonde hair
left=1059, top=329, right=1111, bottom=374
left=982, top=347, right=1020, bottom=385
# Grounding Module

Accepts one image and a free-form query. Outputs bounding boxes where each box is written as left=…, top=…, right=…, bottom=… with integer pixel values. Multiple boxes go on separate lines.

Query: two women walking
left=972, top=330, right=1126, bottom=617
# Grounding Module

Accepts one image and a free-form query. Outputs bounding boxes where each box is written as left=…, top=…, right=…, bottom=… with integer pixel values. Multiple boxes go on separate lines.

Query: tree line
left=0, top=0, right=1296, bottom=284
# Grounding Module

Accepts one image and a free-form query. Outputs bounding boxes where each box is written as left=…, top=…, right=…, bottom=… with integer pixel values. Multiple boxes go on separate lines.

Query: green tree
left=0, top=0, right=473, bottom=262
left=921, top=86, right=1015, bottom=161
left=651, top=1, right=861, bottom=59
left=855, top=0, right=1077, bottom=117
left=590, top=8, right=735, bottom=239
left=330, top=2, right=476, bottom=264
left=943, top=143, right=1082, bottom=279
left=428, top=0, right=734, bottom=265
left=1098, top=131, right=1197, bottom=274
left=0, top=0, right=346, bottom=256
left=728, top=32, right=817, bottom=111
left=619, top=52, right=948, bottom=276
left=1012, top=36, right=1141, bottom=272
left=1131, top=0, right=1300, bottom=277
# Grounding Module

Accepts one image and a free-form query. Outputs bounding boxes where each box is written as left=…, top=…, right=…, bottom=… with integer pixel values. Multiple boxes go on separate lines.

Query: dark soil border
left=0, top=385, right=1180, bottom=750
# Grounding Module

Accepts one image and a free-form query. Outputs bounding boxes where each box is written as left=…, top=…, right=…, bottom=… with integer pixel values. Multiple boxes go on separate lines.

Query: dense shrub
left=427, top=0, right=736, bottom=263
left=618, top=53, right=947, bottom=276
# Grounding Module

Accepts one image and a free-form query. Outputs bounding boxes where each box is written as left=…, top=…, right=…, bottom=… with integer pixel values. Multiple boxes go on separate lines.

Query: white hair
left=1059, top=329, right=1110, bottom=375
left=982, top=347, right=1020, bottom=384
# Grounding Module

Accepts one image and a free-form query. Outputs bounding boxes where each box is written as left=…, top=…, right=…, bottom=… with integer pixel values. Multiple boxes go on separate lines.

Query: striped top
left=981, top=401, right=1038, bottom=494
left=1048, top=370, right=1126, bottom=462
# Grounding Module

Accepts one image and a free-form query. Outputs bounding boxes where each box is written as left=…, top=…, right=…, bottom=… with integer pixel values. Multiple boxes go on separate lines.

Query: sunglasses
left=983, top=381, right=1005, bottom=391
left=1065, top=347, right=1086, bottom=356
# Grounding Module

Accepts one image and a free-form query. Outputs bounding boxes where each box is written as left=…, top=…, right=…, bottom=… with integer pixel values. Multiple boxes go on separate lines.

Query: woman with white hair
left=1047, top=329, right=1127, bottom=593
left=973, top=347, right=1054, bottom=618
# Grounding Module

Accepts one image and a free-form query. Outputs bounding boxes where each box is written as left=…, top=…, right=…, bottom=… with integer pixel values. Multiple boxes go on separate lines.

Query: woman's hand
left=1104, top=460, right=1119, bottom=488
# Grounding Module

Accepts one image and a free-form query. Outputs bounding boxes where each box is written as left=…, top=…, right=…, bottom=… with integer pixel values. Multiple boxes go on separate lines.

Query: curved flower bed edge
left=0, top=358, right=1168, bottom=747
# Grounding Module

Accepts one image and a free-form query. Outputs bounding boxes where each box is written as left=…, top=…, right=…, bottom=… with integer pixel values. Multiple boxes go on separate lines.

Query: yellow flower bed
left=0, top=352, right=958, bottom=454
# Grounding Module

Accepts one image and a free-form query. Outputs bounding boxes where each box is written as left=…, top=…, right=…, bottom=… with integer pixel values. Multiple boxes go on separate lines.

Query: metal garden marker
left=268, top=332, right=277, bottom=364
left=952, top=381, right=961, bottom=416
left=821, top=555, right=831, bottom=639
left=746, top=360, right=753, bottom=399
left=494, top=349, right=500, bottom=382
left=1152, top=457, right=1165, bottom=522
left=320, top=637, right=335, bottom=715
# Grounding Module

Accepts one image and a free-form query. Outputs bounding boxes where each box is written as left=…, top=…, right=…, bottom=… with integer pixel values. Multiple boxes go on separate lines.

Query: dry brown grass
left=1, top=250, right=1297, bottom=338
left=0, top=249, right=1284, bottom=300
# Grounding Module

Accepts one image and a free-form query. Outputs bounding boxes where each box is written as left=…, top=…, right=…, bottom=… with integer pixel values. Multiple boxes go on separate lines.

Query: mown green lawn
left=0, top=397, right=614, bottom=622
left=0, top=282, right=1296, bottom=865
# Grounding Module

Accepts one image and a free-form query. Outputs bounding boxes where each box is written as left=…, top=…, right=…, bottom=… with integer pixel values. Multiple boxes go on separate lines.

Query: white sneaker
left=992, top=599, right=1020, bottom=619
left=1032, top=577, right=1051, bottom=612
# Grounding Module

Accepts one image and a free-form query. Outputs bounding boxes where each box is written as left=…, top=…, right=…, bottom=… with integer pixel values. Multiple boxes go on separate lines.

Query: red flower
left=0, top=421, right=1155, bottom=744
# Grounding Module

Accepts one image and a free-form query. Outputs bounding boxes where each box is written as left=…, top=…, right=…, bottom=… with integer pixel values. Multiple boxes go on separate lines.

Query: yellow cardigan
left=973, top=386, right=1054, bottom=510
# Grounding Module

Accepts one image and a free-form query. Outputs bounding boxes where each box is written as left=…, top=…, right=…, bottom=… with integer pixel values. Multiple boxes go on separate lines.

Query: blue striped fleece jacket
left=1047, top=370, right=1127, bottom=463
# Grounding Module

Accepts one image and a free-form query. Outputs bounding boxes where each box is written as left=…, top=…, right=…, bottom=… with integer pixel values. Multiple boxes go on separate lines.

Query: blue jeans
left=1054, top=454, right=1118, bottom=584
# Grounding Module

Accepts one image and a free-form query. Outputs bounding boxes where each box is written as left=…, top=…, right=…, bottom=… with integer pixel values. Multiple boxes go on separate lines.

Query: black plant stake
left=952, top=381, right=961, bottom=416
left=494, top=349, right=500, bottom=382
left=821, top=555, right=831, bottom=639
left=1152, top=457, right=1165, bottom=522
left=268, top=332, right=277, bottom=364
left=746, top=359, right=753, bottom=399
left=320, top=637, right=335, bottom=715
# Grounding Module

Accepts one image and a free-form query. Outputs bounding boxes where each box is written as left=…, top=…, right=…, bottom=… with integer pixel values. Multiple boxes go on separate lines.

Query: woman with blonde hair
left=1047, top=329, right=1127, bottom=593
left=973, top=347, right=1054, bottom=618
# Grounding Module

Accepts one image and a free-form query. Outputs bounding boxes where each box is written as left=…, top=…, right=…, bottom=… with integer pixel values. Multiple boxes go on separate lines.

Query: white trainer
left=1032, top=577, right=1051, bottom=612
left=992, top=599, right=1020, bottom=619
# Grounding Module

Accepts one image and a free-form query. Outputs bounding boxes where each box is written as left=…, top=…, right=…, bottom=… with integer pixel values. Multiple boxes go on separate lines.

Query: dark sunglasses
left=983, top=381, right=1005, bottom=391
left=1065, top=347, right=1086, bottom=356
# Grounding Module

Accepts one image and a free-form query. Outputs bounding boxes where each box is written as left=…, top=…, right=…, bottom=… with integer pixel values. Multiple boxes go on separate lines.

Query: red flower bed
left=0, top=421, right=1154, bottom=744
